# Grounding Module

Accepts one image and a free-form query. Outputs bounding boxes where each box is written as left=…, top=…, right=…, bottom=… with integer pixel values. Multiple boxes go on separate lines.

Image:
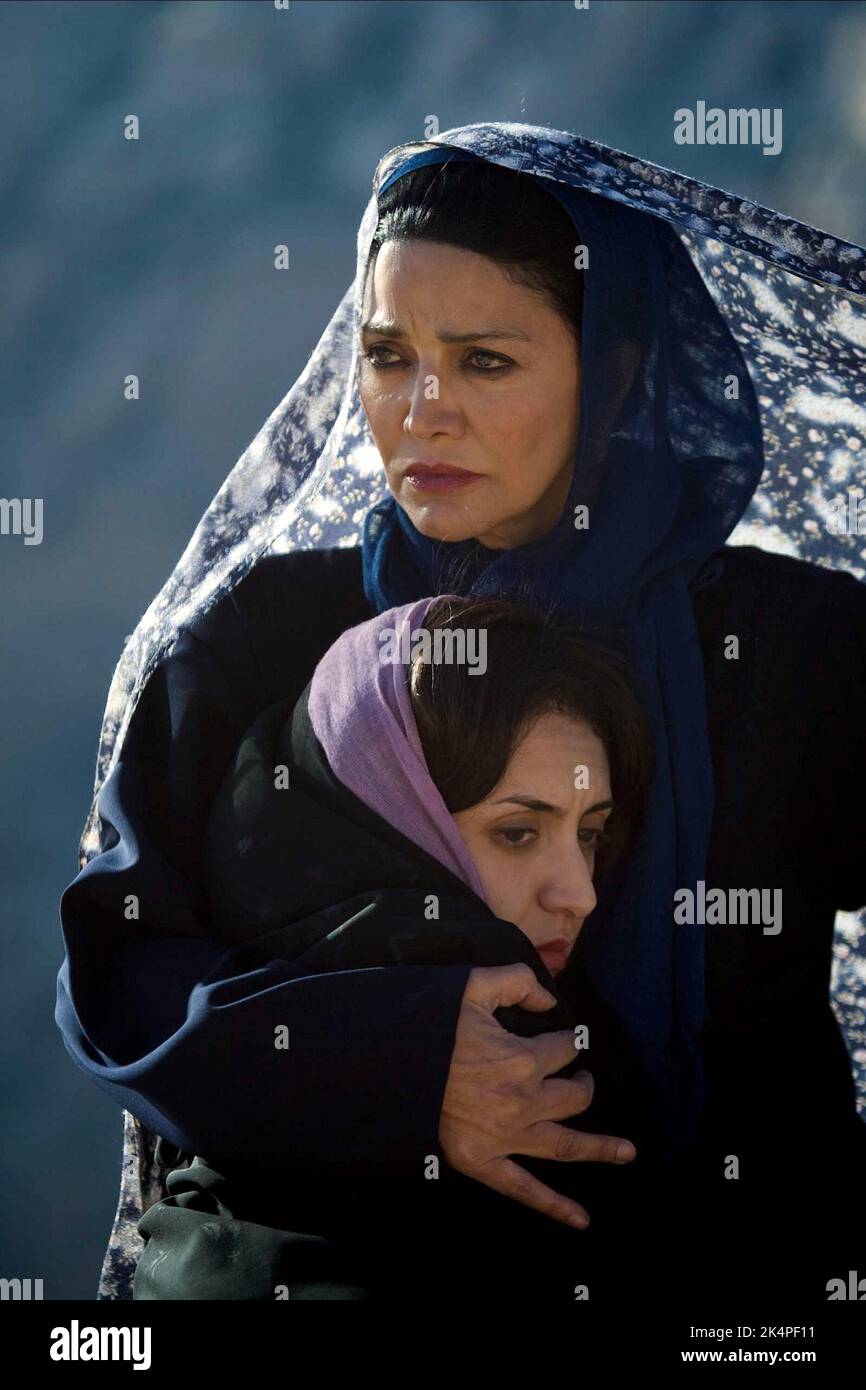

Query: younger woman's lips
left=537, top=945, right=570, bottom=974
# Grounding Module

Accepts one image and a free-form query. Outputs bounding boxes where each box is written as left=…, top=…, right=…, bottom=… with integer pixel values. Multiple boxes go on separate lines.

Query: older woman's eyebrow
left=361, top=318, right=534, bottom=343
left=490, top=795, right=614, bottom=814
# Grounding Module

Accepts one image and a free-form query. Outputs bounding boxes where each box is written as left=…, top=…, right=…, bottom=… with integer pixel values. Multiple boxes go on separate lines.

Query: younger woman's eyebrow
left=361, top=318, right=533, bottom=343
left=491, top=795, right=614, bottom=815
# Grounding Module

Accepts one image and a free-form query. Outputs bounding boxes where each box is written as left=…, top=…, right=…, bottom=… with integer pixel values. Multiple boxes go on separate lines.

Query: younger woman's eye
left=578, top=827, right=608, bottom=850
left=494, top=826, right=537, bottom=850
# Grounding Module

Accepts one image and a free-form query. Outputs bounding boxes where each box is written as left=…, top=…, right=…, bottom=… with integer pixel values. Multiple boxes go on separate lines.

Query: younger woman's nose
left=538, top=850, right=598, bottom=925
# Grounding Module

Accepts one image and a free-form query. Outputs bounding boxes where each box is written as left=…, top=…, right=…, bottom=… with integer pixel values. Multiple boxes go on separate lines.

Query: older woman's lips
left=402, top=462, right=483, bottom=493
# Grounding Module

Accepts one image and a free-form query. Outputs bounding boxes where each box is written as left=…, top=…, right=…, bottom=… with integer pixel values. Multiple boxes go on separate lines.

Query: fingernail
left=568, top=1213, right=589, bottom=1229
left=616, top=1143, right=636, bottom=1162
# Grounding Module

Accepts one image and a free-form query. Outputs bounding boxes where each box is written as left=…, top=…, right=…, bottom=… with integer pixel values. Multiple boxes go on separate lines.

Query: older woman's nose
left=403, top=373, right=463, bottom=436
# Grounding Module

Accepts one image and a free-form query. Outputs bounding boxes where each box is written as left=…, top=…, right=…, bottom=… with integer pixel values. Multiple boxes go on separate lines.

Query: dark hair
left=409, top=594, right=653, bottom=875
left=367, top=159, right=584, bottom=346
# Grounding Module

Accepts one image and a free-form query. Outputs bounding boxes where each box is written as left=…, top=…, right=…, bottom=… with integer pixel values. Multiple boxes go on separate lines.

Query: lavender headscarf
left=306, top=596, right=491, bottom=908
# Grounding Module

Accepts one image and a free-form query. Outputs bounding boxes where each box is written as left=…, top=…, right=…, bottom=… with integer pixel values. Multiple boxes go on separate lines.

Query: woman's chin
left=399, top=499, right=484, bottom=545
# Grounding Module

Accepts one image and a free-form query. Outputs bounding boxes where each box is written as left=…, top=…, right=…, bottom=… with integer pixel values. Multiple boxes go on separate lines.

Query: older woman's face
left=359, top=240, right=582, bottom=550
left=452, top=711, right=612, bottom=978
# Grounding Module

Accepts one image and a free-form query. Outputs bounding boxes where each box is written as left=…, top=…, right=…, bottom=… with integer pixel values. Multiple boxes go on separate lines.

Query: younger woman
left=133, top=593, right=660, bottom=1302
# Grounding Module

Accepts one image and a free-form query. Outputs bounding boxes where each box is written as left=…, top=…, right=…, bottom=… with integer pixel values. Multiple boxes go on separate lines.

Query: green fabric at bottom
left=134, top=1154, right=372, bottom=1301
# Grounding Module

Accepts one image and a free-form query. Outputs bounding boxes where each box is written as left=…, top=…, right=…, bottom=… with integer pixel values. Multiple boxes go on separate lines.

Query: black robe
left=57, top=543, right=866, bottom=1308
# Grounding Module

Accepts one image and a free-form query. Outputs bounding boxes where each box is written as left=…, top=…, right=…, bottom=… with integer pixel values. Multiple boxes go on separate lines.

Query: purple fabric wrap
left=306, top=595, right=491, bottom=908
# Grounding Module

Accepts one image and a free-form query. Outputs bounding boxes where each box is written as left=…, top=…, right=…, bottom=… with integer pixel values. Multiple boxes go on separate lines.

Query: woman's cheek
left=489, top=864, right=527, bottom=925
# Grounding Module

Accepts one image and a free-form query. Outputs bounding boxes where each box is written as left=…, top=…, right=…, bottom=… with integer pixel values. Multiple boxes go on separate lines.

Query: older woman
left=56, top=124, right=866, bottom=1311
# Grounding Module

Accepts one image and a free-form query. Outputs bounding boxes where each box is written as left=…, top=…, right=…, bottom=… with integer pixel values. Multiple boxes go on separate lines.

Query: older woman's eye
left=363, top=344, right=402, bottom=368
left=362, top=344, right=511, bottom=373
left=468, top=349, right=512, bottom=372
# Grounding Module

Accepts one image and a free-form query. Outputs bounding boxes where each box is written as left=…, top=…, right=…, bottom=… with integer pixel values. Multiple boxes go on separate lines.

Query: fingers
left=474, top=1156, right=591, bottom=1230
left=464, top=963, right=557, bottom=1015
left=535, top=1073, right=596, bottom=1122
left=518, top=1120, right=637, bottom=1167
left=530, top=1027, right=591, bottom=1079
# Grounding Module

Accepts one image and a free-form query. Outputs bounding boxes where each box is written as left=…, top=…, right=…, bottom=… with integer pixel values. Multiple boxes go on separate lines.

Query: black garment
left=58, top=543, right=866, bottom=1306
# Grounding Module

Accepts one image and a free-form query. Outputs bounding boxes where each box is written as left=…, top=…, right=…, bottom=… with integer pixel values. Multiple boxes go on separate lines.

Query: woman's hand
left=438, top=963, right=637, bottom=1229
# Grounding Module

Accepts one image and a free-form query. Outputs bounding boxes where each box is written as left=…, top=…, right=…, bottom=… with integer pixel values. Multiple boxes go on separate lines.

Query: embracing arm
left=55, top=575, right=472, bottom=1179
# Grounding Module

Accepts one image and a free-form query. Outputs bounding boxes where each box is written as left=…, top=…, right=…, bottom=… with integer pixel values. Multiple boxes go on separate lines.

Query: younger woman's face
left=359, top=239, right=582, bottom=551
left=451, top=711, right=612, bottom=977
